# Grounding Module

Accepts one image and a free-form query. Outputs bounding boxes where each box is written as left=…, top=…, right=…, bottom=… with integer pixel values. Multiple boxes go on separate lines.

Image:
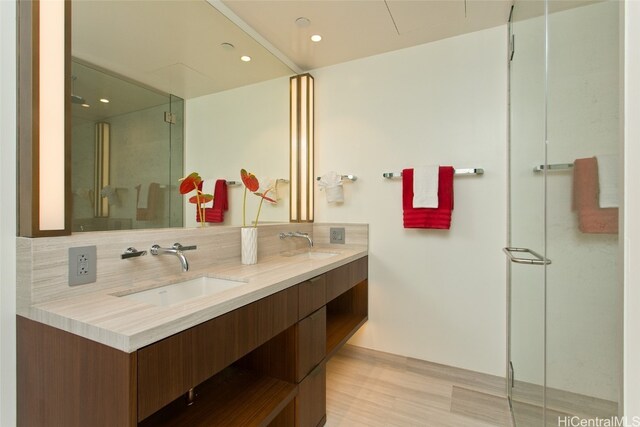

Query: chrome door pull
left=503, top=247, right=551, bottom=265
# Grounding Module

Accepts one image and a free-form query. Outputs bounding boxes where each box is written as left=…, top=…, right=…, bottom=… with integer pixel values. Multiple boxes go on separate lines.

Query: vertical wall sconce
left=94, top=123, right=111, bottom=218
left=290, top=73, right=314, bottom=223
left=19, top=0, right=71, bottom=236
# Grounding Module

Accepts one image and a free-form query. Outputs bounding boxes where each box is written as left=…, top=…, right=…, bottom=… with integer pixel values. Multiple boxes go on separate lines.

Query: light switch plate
left=69, top=246, right=97, bottom=286
left=330, top=227, right=346, bottom=244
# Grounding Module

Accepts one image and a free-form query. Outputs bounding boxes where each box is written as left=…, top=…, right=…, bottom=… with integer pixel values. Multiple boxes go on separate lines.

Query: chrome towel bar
left=316, top=174, right=358, bottom=182
left=533, top=163, right=574, bottom=172
left=382, top=168, right=484, bottom=178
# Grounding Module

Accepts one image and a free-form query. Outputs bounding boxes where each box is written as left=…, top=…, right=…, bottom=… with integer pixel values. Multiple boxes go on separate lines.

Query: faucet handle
left=172, top=243, right=197, bottom=251
left=121, top=247, right=147, bottom=259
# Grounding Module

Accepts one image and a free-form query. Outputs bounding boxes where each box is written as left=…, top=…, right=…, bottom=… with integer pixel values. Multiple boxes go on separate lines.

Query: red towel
left=573, top=158, right=618, bottom=234
left=196, top=179, right=228, bottom=223
left=402, top=167, right=454, bottom=229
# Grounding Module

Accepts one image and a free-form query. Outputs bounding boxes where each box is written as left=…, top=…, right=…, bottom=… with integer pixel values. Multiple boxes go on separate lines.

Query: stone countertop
left=24, top=245, right=368, bottom=353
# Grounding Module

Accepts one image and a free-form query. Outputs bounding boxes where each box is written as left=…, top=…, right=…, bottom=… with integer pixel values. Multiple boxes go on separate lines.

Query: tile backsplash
left=17, top=223, right=368, bottom=314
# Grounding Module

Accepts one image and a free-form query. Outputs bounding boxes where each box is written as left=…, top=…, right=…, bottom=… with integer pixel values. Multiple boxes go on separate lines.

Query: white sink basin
left=120, top=276, right=246, bottom=307
left=285, top=251, right=339, bottom=260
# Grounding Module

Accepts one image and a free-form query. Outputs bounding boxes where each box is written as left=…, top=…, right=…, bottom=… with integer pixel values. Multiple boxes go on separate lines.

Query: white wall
left=313, top=26, right=508, bottom=376
left=185, top=76, right=290, bottom=227
left=624, top=0, right=640, bottom=419
left=0, top=1, right=17, bottom=425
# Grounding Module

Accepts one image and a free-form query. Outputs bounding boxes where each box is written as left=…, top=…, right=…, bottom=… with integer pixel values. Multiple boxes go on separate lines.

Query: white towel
left=596, top=154, right=619, bottom=208
left=413, top=166, right=439, bottom=208
left=200, top=179, right=215, bottom=208
left=318, top=171, right=344, bottom=203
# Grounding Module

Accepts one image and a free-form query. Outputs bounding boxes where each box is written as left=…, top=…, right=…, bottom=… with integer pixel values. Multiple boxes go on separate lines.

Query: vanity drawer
left=325, top=256, right=368, bottom=303
left=296, top=306, right=326, bottom=382
left=296, top=363, right=326, bottom=427
left=298, top=274, right=326, bottom=320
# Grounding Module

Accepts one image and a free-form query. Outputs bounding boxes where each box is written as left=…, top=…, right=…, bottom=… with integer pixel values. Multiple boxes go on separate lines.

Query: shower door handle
left=503, top=247, right=551, bottom=265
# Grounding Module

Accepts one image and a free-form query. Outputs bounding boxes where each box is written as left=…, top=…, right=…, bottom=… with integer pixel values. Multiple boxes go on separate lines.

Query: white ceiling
left=72, top=0, right=294, bottom=100
left=221, top=0, right=514, bottom=71
left=70, top=0, right=600, bottom=116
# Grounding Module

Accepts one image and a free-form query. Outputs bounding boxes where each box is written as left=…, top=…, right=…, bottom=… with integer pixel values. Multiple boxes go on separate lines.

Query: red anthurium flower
left=240, top=169, right=259, bottom=192
left=179, top=172, right=202, bottom=195
left=189, top=194, right=213, bottom=204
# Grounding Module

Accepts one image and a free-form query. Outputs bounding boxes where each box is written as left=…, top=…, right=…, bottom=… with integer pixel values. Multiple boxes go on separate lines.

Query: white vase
left=241, top=227, right=258, bottom=265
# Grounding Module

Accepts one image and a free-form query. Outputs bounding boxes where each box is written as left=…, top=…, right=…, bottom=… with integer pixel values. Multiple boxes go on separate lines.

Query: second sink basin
left=120, top=276, right=246, bottom=307
left=283, top=251, right=339, bottom=260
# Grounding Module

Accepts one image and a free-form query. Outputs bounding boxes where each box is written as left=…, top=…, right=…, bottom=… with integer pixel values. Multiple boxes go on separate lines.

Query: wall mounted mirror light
left=18, top=0, right=314, bottom=236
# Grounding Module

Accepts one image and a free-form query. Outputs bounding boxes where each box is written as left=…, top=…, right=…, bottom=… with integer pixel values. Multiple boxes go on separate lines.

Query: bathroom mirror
left=70, top=0, right=295, bottom=231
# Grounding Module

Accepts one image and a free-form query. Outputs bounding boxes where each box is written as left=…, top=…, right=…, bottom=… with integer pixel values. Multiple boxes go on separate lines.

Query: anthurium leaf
left=253, top=191, right=276, bottom=203
left=189, top=193, right=213, bottom=204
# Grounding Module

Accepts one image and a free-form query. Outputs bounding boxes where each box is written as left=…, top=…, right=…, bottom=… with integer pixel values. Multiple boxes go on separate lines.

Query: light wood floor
left=325, top=345, right=514, bottom=427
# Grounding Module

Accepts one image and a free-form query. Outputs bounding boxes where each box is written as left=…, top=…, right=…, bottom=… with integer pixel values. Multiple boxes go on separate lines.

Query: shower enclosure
left=507, top=1, right=622, bottom=425
left=70, top=60, right=184, bottom=231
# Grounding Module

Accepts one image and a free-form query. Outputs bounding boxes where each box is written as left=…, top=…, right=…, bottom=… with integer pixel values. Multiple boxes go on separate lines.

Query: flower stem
left=195, top=184, right=204, bottom=228
left=242, top=186, right=247, bottom=227
left=254, top=196, right=265, bottom=228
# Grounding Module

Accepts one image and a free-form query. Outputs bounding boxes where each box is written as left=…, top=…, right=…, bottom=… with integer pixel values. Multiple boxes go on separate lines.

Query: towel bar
left=383, top=168, right=484, bottom=178
left=503, top=247, right=551, bottom=265
left=316, top=174, right=358, bottom=182
left=227, top=179, right=288, bottom=186
left=533, top=163, right=574, bottom=172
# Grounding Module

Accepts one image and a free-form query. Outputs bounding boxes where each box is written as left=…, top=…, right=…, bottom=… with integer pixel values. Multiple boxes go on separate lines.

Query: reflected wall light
left=19, top=0, right=71, bottom=236
left=290, top=73, right=314, bottom=223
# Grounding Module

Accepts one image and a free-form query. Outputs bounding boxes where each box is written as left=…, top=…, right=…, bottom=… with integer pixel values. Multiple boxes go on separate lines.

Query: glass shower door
left=507, top=2, right=547, bottom=425
left=508, top=1, right=623, bottom=425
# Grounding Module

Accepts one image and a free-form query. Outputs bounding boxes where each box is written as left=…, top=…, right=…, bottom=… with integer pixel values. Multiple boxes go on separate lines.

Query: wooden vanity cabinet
left=298, top=275, right=326, bottom=320
left=325, top=257, right=369, bottom=358
left=137, top=286, right=299, bottom=422
left=296, top=363, right=327, bottom=427
left=17, top=256, right=369, bottom=427
left=296, top=307, right=326, bottom=382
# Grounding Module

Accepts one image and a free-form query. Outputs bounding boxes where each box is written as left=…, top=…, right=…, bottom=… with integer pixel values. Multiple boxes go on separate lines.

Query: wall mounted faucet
left=279, top=231, right=313, bottom=248
left=150, top=242, right=197, bottom=272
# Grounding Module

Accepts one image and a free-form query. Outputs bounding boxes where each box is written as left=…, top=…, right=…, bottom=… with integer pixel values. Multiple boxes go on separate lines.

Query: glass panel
left=509, top=1, right=546, bottom=425
left=70, top=60, right=184, bottom=231
left=546, top=1, right=621, bottom=424
left=169, top=94, right=185, bottom=228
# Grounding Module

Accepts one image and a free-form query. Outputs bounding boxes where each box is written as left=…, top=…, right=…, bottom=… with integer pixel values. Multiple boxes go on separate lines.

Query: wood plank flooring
left=325, top=345, right=513, bottom=427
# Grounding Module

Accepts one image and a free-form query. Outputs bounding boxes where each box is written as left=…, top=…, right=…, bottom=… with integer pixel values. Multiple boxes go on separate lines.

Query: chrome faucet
left=150, top=242, right=197, bottom=272
left=279, top=231, right=313, bottom=248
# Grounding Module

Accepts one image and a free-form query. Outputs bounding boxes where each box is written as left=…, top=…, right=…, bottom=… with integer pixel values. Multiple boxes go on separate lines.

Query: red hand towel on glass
left=402, top=167, right=454, bottom=229
left=572, top=158, right=617, bottom=234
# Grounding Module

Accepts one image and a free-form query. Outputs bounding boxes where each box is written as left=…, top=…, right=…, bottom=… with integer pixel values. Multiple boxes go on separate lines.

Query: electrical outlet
left=330, top=227, right=346, bottom=244
left=69, top=246, right=97, bottom=286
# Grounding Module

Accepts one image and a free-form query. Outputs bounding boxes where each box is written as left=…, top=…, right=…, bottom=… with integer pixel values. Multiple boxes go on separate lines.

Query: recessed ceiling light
left=81, top=103, right=90, bottom=108
left=99, top=98, right=110, bottom=104
left=221, top=42, right=235, bottom=51
left=311, top=34, right=322, bottom=42
left=241, top=55, right=251, bottom=62
left=295, top=17, right=310, bottom=27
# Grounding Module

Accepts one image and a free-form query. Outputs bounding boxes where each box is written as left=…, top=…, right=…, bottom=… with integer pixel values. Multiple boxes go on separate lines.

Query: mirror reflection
left=71, top=0, right=294, bottom=231
left=71, top=60, right=184, bottom=231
